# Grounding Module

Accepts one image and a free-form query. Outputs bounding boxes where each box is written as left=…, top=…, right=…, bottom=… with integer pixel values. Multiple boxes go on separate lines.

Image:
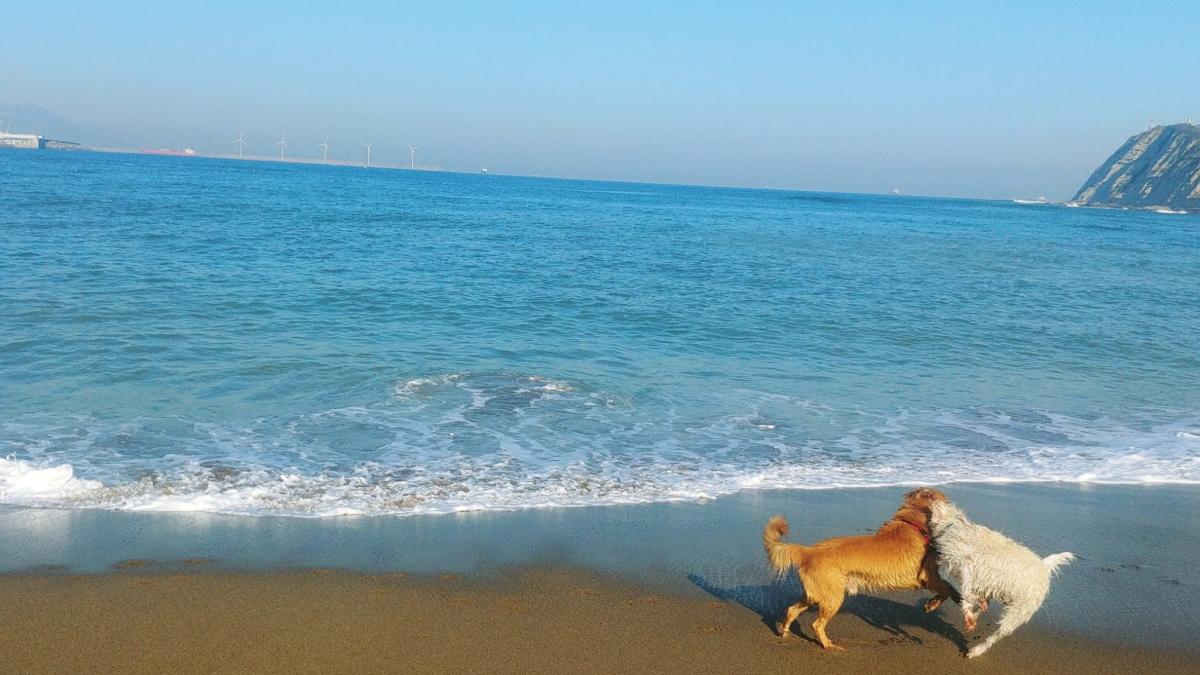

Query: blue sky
left=2, top=1, right=1198, bottom=198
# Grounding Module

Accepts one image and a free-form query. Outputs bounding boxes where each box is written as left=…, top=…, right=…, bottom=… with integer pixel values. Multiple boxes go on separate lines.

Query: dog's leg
left=777, top=599, right=811, bottom=638
left=920, top=553, right=959, bottom=612
left=811, top=593, right=845, bottom=652
left=967, top=601, right=1039, bottom=658
left=958, top=563, right=979, bottom=631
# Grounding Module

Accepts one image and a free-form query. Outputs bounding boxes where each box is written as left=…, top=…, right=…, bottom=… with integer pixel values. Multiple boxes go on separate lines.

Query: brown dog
left=763, top=487, right=959, bottom=651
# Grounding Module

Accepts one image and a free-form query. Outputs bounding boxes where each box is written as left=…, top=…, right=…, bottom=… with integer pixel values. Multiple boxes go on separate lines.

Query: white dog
left=929, top=501, right=1074, bottom=658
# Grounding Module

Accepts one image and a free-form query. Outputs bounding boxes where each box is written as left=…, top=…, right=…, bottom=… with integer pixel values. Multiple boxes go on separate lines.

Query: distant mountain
left=1073, top=123, right=1200, bottom=211
left=0, top=103, right=122, bottom=147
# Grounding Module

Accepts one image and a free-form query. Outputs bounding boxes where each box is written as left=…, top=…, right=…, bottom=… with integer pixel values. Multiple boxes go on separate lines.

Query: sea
left=2, top=149, right=1198, bottom=517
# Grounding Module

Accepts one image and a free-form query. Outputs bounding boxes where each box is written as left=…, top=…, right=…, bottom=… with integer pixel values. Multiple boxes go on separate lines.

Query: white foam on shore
left=0, top=456, right=102, bottom=500
left=2, top=374, right=1198, bottom=518
left=0, top=444, right=1196, bottom=519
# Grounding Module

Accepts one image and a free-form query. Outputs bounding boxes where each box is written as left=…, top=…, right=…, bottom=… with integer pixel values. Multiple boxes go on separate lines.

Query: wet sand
left=1, top=565, right=1196, bottom=674
left=2, top=483, right=1197, bottom=672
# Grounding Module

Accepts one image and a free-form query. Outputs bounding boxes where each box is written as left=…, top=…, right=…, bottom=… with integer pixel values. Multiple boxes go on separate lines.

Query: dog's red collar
left=897, top=518, right=930, bottom=544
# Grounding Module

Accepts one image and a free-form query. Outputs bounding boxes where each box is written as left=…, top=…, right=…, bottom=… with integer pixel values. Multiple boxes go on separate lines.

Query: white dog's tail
left=1042, top=552, right=1075, bottom=575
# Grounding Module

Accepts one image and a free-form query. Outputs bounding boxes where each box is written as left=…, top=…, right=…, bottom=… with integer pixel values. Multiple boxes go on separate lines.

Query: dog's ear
left=904, top=487, right=948, bottom=511
left=917, top=487, right=947, bottom=502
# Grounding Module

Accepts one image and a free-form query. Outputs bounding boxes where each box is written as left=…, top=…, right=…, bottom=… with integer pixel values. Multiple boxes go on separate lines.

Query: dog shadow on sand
left=688, top=572, right=968, bottom=653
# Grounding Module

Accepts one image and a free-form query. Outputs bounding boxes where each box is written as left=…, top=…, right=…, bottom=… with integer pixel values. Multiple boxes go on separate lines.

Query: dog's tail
left=1041, top=552, right=1075, bottom=575
left=764, top=516, right=807, bottom=576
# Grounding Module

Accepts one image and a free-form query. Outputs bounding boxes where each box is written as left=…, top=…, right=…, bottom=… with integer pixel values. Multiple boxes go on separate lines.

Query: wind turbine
left=275, top=132, right=288, bottom=160
left=361, top=141, right=374, bottom=168
left=317, top=137, right=330, bottom=163
left=233, top=132, right=247, bottom=159
left=407, top=143, right=420, bottom=170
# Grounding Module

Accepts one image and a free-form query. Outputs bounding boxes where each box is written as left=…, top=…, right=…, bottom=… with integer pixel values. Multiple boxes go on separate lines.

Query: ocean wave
left=1, top=446, right=1196, bottom=518
left=0, top=456, right=102, bottom=499
left=2, top=373, right=1198, bottom=517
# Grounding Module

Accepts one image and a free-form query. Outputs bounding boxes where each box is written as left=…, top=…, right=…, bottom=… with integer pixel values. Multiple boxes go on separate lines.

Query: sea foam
left=0, top=457, right=102, bottom=500
left=1, top=374, right=1196, bottom=518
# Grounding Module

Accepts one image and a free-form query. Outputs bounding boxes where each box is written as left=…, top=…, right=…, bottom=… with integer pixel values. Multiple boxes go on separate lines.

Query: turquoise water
left=2, top=149, right=1198, bottom=516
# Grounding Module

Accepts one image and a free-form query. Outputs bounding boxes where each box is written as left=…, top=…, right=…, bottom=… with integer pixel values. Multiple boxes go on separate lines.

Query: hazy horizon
left=3, top=1, right=1198, bottom=199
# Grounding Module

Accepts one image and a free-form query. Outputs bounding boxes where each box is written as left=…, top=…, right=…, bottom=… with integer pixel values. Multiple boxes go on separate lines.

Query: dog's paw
left=922, top=597, right=943, bottom=613
left=967, top=646, right=987, bottom=659
left=775, top=622, right=790, bottom=638
left=977, top=598, right=989, bottom=613
left=823, top=644, right=846, bottom=653
left=963, top=616, right=977, bottom=632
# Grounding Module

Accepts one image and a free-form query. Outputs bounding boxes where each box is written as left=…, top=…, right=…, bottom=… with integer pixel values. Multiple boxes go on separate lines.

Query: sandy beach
left=2, top=484, right=1198, bottom=672
left=0, top=565, right=1195, bottom=674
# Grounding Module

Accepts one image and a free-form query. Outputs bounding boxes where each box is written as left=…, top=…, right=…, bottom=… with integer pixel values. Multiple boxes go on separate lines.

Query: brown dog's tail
left=764, top=516, right=807, bottom=577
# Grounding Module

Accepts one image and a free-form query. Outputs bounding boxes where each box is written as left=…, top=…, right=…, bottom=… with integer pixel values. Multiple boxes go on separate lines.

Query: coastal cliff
left=1074, top=123, right=1200, bottom=211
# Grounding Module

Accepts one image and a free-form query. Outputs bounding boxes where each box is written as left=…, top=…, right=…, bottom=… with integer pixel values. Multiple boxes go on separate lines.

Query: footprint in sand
left=878, top=636, right=920, bottom=646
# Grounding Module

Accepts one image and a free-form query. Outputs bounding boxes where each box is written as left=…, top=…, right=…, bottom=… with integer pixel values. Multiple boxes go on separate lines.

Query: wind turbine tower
left=362, top=141, right=374, bottom=168
left=317, top=137, right=330, bottom=163
left=407, top=143, right=420, bottom=170
left=275, top=133, right=288, bottom=160
left=233, top=132, right=247, bottom=159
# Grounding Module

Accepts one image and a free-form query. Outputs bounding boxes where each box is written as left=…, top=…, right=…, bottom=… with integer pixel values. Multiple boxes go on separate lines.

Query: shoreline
left=3, top=483, right=1198, bottom=656
left=1, top=565, right=1196, bottom=674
